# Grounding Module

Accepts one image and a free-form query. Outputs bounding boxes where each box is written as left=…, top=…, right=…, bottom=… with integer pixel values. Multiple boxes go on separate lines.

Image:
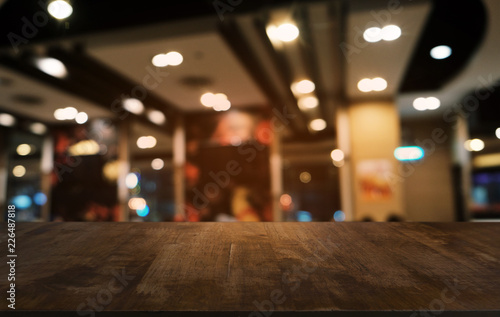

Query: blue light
left=137, top=205, right=150, bottom=217
left=333, top=210, right=345, bottom=222
left=11, top=195, right=32, bottom=210
left=297, top=211, right=312, bottom=222
left=33, top=192, right=47, bottom=206
left=394, top=146, right=424, bottom=161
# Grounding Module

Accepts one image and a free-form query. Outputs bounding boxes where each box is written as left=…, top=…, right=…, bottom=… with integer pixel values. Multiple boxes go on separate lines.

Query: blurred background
left=0, top=0, right=499, bottom=222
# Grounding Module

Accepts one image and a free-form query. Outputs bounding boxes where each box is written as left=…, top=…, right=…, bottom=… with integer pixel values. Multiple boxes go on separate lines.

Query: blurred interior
left=1, top=0, right=499, bottom=223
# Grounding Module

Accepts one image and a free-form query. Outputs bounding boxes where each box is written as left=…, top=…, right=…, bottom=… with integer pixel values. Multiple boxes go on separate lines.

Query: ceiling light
left=201, top=93, right=216, bottom=107
left=371, top=77, right=387, bottom=91
left=16, top=144, right=32, bottom=156
left=412, top=97, right=441, bottom=111
left=413, top=97, right=428, bottom=111
left=48, top=0, right=73, bottom=19
left=165, top=51, right=183, bottom=66
left=128, top=197, right=146, bottom=210
left=292, top=79, right=315, bottom=95
left=126, top=173, right=139, bottom=189
left=54, top=107, right=78, bottom=120
left=35, top=57, right=67, bottom=78
left=299, top=171, right=311, bottom=184
left=12, top=165, right=26, bottom=177
left=496, top=127, right=500, bottom=139
left=0, top=113, right=16, bottom=127
left=152, top=54, right=169, bottom=67
left=381, top=25, right=401, bottom=41
left=357, top=77, right=387, bottom=92
left=426, top=97, right=440, bottom=110
left=430, top=45, right=452, bottom=60
left=276, top=23, right=299, bottom=42
left=298, top=96, right=318, bottom=110
left=68, top=140, right=100, bottom=156
left=330, top=149, right=344, bottom=162
left=357, top=78, right=373, bottom=92
left=152, top=51, right=183, bottom=67
left=30, top=122, right=47, bottom=135
left=147, top=110, right=166, bottom=125
left=75, top=112, right=88, bottom=124
left=363, top=27, right=382, bottom=43
left=309, top=119, right=326, bottom=131
left=213, top=99, right=231, bottom=111
left=465, top=139, right=484, bottom=152
left=137, top=136, right=157, bottom=149
left=123, top=98, right=144, bottom=115
left=151, top=158, right=164, bottom=170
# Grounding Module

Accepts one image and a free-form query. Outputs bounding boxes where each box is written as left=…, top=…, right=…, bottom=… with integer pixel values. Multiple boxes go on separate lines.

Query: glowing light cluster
left=363, top=25, right=401, bottom=42
left=413, top=97, right=440, bottom=111
left=357, top=77, right=387, bottom=92
left=200, top=93, right=231, bottom=111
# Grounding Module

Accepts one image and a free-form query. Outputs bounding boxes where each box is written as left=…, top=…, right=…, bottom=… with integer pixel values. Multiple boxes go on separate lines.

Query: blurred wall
left=401, top=119, right=455, bottom=221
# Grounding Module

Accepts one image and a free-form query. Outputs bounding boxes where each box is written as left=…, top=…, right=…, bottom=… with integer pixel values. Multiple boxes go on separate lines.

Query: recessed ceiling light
left=165, top=52, right=183, bottom=66
left=75, top=112, right=88, bottom=124
left=12, top=165, right=26, bottom=177
left=330, top=149, right=344, bottom=162
left=413, top=97, right=428, bottom=111
left=35, top=57, right=67, bottom=78
left=364, top=25, right=401, bottom=42
left=151, top=158, right=164, bottom=170
left=122, top=98, right=144, bottom=115
left=276, top=23, right=299, bottom=42
left=54, top=107, right=78, bottom=120
left=152, top=51, right=183, bottom=67
left=371, top=77, right=387, bottom=91
left=363, top=27, right=382, bottom=43
left=137, top=136, right=157, bottom=149
left=464, top=139, right=484, bottom=152
left=17, top=144, right=32, bottom=156
left=381, top=25, right=401, bottom=41
left=291, top=80, right=315, bottom=95
left=0, top=113, right=16, bottom=127
left=430, top=45, right=452, bottom=60
left=147, top=110, right=166, bottom=125
left=412, top=97, right=441, bottom=111
left=496, top=127, right=500, bottom=139
left=30, top=122, right=47, bottom=135
left=309, top=119, right=327, bottom=131
left=357, top=77, right=387, bottom=92
left=152, top=54, right=169, bottom=67
left=298, top=96, right=319, bottom=110
left=47, top=0, right=73, bottom=20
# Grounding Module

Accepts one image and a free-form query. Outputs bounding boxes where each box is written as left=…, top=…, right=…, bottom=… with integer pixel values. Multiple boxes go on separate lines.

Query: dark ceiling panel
left=399, top=0, right=487, bottom=93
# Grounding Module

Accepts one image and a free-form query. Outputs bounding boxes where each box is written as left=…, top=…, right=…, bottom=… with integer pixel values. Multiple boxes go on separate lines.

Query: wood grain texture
left=1, top=222, right=500, bottom=315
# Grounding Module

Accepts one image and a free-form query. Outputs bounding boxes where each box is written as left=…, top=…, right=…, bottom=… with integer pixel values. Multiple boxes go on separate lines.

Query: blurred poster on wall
left=184, top=110, right=272, bottom=222
left=357, top=159, right=393, bottom=201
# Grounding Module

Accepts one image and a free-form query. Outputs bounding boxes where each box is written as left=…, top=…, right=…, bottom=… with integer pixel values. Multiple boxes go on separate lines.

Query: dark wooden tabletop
left=1, top=222, right=500, bottom=316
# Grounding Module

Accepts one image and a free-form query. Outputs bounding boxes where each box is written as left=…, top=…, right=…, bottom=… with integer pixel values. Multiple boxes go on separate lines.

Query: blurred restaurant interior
left=0, top=0, right=499, bottom=223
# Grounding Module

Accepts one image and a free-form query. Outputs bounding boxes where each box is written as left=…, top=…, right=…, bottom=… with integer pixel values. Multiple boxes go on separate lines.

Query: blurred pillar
left=336, top=107, right=354, bottom=221
left=40, top=134, right=54, bottom=221
left=117, top=120, right=130, bottom=222
left=451, top=116, right=471, bottom=221
left=346, top=101, right=404, bottom=221
left=270, top=127, right=283, bottom=221
left=173, top=117, right=186, bottom=219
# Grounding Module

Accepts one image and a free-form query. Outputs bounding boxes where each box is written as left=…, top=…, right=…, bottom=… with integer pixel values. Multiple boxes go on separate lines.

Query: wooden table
left=1, top=222, right=500, bottom=316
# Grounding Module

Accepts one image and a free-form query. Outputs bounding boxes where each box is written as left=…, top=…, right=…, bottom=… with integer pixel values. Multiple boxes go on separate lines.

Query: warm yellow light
left=298, top=96, right=318, bottom=110
left=309, top=119, right=326, bottom=131
left=137, top=136, right=157, bottom=149
left=465, top=139, right=484, bottom=152
left=276, top=23, right=299, bottom=42
left=12, top=165, right=26, bottom=177
left=151, top=158, right=164, bottom=170
left=47, top=0, right=73, bottom=19
left=147, top=110, right=166, bottom=125
left=16, top=144, right=32, bottom=156
left=330, top=149, right=344, bottom=162
left=299, top=172, right=311, bottom=183
left=128, top=197, right=146, bottom=210
left=292, top=80, right=315, bottom=95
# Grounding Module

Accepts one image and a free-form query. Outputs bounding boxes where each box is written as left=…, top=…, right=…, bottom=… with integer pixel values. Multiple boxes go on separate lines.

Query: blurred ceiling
left=0, top=0, right=497, bottom=139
